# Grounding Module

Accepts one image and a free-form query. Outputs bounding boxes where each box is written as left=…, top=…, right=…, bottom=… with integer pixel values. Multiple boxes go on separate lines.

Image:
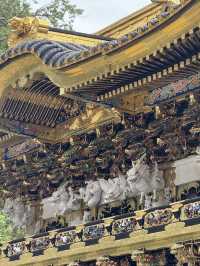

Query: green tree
left=34, top=0, right=83, bottom=30
left=0, top=0, right=31, bottom=52
left=0, top=0, right=83, bottom=53
left=0, top=211, right=13, bottom=243
left=0, top=211, right=24, bottom=244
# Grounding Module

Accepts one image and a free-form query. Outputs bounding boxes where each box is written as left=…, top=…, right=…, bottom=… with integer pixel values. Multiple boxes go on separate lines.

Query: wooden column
left=132, top=250, right=146, bottom=266
left=171, top=243, right=200, bottom=266
left=131, top=250, right=166, bottom=266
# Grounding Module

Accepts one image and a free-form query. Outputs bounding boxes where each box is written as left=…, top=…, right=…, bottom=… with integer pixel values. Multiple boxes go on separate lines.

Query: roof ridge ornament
left=8, top=17, right=49, bottom=47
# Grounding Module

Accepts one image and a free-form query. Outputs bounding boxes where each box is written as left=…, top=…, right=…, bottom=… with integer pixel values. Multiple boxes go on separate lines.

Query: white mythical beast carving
left=66, top=186, right=82, bottom=211
left=84, top=155, right=165, bottom=207
left=42, top=184, right=82, bottom=219
left=84, top=180, right=102, bottom=208
left=151, top=161, right=165, bottom=194
left=127, top=153, right=150, bottom=197
left=127, top=154, right=165, bottom=202
left=99, top=174, right=127, bottom=204
left=42, top=185, right=67, bottom=219
left=3, top=198, right=38, bottom=233
left=3, top=198, right=26, bottom=229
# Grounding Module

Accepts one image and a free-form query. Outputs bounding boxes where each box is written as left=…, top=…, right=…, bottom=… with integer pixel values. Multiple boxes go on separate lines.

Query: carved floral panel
left=6, top=241, right=27, bottom=258
left=30, top=236, right=50, bottom=252
left=55, top=230, right=78, bottom=247
left=112, top=217, right=137, bottom=235
left=82, top=223, right=105, bottom=241
left=144, top=209, right=174, bottom=228
left=182, top=201, right=200, bottom=220
left=147, top=72, right=200, bottom=105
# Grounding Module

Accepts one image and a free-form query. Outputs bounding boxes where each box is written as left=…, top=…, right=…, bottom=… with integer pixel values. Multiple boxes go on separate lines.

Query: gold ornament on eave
left=9, top=17, right=40, bottom=35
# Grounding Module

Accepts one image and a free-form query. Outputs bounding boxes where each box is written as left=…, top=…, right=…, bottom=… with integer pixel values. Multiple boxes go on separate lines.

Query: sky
left=36, top=0, right=152, bottom=34
left=71, top=0, right=151, bottom=33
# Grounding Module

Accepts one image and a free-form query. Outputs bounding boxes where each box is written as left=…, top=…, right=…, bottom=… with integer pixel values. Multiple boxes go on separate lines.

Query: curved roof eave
left=0, top=0, right=199, bottom=97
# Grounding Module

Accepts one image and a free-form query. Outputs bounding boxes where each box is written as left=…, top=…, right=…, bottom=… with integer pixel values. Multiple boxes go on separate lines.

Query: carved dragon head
left=9, top=17, right=39, bottom=36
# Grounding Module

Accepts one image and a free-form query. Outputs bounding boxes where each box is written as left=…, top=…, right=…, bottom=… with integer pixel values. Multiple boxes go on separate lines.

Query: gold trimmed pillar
left=131, top=250, right=166, bottom=266
left=132, top=250, right=145, bottom=266
left=171, top=243, right=200, bottom=266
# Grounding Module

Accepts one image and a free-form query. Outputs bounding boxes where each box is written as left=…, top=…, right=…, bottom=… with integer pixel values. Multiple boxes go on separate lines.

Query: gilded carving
left=9, top=17, right=40, bottom=35
left=147, top=72, right=200, bottom=106
left=112, top=217, right=137, bottom=235
left=6, top=241, right=27, bottom=258
left=69, top=105, right=121, bottom=132
left=55, top=230, right=78, bottom=247
left=144, top=209, right=174, bottom=228
left=82, top=223, right=105, bottom=241
left=8, top=17, right=48, bottom=46
left=181, top=201, right=200, bottom=220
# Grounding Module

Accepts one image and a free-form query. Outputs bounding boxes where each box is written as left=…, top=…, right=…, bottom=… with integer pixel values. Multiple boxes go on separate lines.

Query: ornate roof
left=0, top=39, right=88, bottom=68
left=0, top=0, right=199, bottom=143
left=0, top=2, right=200, bottom=265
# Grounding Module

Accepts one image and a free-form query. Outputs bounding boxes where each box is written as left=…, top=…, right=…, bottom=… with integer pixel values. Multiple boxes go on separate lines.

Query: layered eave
left=0, top=0, right=199, bottom=141
left=0, top=1, right=198, bottom=96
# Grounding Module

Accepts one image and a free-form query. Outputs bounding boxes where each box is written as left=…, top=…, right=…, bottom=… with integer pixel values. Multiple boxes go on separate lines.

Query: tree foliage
left=0, top=212, right=24, bottom=244
left=0, top=0, right=31, bottom=52
left=0, top=0, right=83, bottom=52
left=0, top=211, right=13, bottom=243
left=34, top=0, right=83, bottom=30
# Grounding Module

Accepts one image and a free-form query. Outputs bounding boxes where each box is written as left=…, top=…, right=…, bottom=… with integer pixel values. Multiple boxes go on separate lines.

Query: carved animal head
left=84, top=180, right=102, bottom=208
left=9, top=17, right=39, bottom=36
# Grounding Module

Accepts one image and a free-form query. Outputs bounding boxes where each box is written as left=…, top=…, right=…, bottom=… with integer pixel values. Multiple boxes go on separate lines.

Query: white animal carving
left=127, top=154, right=151, bottom=196
left=3, top=198, right=26, bottom=229
left=144, top=194, right=152, bottom=209
left=99, top=174, right=127, bottom=203
left=84, top=180, right=102, bottom=208
left=66, top=187, right=82, bottom=211
left=42, top=184, right=82, bottom=219
left=42, top=186, right=66, bottom=219
left=151, top=161, right=165, bottom=197
left=3, top=198, right=39, bottom=234
left=83, top=209, right=92, bottom=223
left=57, top=185, right=70, bottom=215
left=126, top=154, right=165, bottom=202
